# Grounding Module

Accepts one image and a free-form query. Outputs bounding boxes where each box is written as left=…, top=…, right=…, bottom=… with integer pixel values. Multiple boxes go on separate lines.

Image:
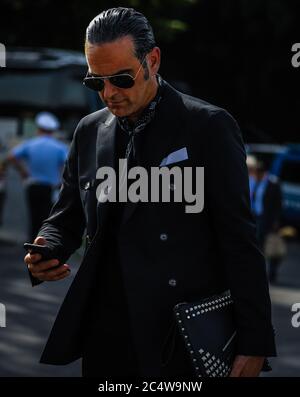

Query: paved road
left=0, top=241, right=81, bottom=376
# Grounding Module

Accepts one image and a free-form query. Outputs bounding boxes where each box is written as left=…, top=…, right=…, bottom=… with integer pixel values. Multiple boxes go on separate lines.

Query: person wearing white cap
left=5, top=111, right=68, bottom=241
left=35, top=111, right=60, bottom=132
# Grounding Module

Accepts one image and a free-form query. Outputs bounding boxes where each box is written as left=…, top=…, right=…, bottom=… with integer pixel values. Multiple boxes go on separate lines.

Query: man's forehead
left=85, top=37, right=137, bottom=74
left=86, top=36, right=136, bottom=59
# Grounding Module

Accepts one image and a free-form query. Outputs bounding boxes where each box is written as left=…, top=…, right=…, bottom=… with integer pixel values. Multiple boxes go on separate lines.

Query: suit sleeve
left=204, top=109, right=276, bottom=356
left=36, top=120, right=86, bottom=270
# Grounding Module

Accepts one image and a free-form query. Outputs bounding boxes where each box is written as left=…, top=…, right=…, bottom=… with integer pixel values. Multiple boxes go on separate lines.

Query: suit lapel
left=95, top=111, right=117, bottom=235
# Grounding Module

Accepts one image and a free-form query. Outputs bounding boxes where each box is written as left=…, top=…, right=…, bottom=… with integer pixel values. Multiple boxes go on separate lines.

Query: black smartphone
left=23, top=243, right=61, bottom=268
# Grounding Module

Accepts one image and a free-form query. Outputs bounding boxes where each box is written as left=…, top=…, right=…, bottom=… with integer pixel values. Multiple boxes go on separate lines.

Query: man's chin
left=107, top=105, right=130, bottom=118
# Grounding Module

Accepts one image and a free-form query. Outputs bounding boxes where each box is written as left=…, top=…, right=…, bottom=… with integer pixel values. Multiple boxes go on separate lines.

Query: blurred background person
left=3, top=112, right=68, bottom=242
left=249, top=160, right=283, bottom=283
left=246, top=154, right=258, bottom=201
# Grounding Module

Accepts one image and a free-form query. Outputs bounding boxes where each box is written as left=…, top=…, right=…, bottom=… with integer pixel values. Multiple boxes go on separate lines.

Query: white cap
left=35, top=112, right=60, bottom=131
left=246, top=155, right=258, bottom=168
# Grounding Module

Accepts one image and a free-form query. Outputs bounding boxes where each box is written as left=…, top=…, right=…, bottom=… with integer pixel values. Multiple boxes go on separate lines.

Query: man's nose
left=102, top=79, right=119, bottom=99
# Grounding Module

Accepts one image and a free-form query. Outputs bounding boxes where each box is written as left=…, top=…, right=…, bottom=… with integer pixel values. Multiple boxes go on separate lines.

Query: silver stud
left=160, top=233, right=168, bottom=241
left=168, top=278, right=177, bottom=287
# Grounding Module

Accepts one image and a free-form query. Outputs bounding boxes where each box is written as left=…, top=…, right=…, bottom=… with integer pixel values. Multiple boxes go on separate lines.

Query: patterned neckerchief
left=117, top=74, right=165, bottom=163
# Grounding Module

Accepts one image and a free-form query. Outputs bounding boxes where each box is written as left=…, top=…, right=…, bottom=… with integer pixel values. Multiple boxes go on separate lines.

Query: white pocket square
left=160, top=147, right=188, bottom=166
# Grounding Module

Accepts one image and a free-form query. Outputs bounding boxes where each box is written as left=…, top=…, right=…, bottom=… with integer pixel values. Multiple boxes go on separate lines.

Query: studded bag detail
left=173, top=290, right=236, bottom=378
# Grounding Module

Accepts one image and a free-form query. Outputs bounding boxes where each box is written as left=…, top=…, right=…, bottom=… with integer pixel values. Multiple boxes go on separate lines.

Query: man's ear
left=148, top=47, right=161, bottom=75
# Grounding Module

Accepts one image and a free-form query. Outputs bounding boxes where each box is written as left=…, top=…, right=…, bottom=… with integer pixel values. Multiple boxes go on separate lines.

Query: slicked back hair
left=86, top=7, right=156, bottom=63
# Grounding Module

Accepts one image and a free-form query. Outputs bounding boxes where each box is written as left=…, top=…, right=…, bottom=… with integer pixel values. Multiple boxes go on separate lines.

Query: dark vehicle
left=246, top=143, right=300, bottom=229
left=0, top=47, right=102, bottom=153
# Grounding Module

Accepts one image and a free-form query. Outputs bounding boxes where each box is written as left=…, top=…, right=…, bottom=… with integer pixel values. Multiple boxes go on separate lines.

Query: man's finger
left=32, top=264, right=70, bottom=279
left=24, top=253, right=42, bottom=264
left=229, top=357, right=245, bottom=377
left=34, top=269, right=71, bottom=282
left=30, top=258, right=60, bottom=272
left=51, top=270, right=71, bottom=281
left=239, top=358, right=264, bottom=377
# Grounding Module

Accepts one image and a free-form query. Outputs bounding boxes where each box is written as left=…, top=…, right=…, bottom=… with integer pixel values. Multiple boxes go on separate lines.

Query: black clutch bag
left=174, top=290, right=236, bottom=378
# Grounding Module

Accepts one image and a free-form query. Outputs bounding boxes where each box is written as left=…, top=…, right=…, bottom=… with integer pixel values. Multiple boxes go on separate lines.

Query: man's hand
left=229, top=355, right=265, bottom=377
left=24, top=236, right=71, bottom=282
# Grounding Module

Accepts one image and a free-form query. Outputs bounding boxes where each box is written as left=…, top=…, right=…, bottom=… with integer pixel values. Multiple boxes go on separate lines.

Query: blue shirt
left=250, top=174, right=269, bottom=216
left=249, top=175, right=256, bottom=199
left=12, top=135, right=68, bottom=186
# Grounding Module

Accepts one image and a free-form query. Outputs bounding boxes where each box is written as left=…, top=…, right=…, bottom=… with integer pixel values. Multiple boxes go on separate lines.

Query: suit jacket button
left=160, top=233, right=168, bottom=241
left=169, top=278, right=177, bottom=287
left=84, top=181, right=90, bottom=190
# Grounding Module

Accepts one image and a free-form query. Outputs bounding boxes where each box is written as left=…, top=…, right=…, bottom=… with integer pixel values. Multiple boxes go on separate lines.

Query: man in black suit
left=24, top=7, right=276, bottom=377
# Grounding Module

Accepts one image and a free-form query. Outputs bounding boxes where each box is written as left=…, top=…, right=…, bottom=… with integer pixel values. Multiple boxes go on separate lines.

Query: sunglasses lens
left=83, top=78, right=105, bottom=92
left=110, top=75, right=134, bottom=89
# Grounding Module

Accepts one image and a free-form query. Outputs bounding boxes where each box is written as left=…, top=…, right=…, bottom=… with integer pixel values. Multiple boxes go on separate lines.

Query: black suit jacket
left=37, top=81, right=276, bottom=374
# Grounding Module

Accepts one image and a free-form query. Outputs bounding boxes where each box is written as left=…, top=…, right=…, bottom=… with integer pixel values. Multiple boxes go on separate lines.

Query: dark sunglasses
left=83, top=56, right=146, bottom=92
